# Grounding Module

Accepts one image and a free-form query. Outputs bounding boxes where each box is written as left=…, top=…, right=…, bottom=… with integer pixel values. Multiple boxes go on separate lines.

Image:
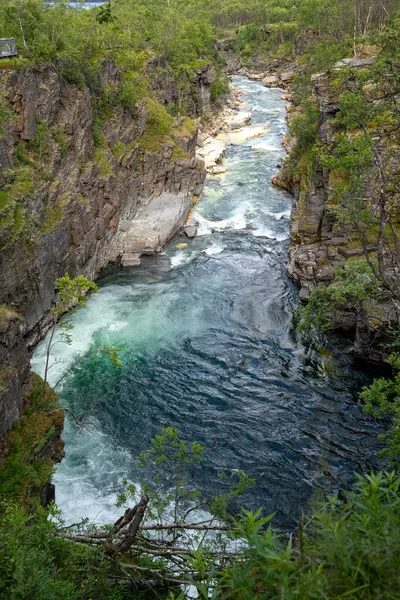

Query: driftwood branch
left=58, top=494, right=240, bottom=590
left=115, top=494, right=149, bottom=552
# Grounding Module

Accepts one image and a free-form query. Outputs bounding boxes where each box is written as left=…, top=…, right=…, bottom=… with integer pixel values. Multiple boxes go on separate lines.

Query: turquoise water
left=32, top=77, right=382, bottom=528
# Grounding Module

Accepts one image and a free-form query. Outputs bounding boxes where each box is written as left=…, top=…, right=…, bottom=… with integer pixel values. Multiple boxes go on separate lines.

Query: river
left=31, top=76, right=382, bottom=528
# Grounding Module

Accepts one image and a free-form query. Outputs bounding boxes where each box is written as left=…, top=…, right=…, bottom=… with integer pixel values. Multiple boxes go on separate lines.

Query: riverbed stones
left=209, top=165, right=228, bottom=175
left=247, top=73, right=266, bottom=80
left=280, top=71, right=294, bottom=82
left=225, top=111, right=252, bottom=130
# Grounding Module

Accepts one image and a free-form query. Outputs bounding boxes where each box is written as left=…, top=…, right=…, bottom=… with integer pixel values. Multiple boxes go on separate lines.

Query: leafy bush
left=361, top=353, right=400, bottom=464
left=118, top=78, right=145, bottom=109
left=297, top=260, right=381, bottom=334
left=291, top=100, right=319, bottom=153
left=204, top=472, right=400, bottom=600
left=0, top=502, right=130, bottom=600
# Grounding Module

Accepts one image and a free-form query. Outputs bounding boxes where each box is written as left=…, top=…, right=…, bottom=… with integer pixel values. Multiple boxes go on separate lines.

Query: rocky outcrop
left=120, top=190, right=199, bottom=265
left=284, top=59, right=394, bottom=360
left=286, top=66, right=369, bottom=301
left=0, top=63, right=214, bottom=442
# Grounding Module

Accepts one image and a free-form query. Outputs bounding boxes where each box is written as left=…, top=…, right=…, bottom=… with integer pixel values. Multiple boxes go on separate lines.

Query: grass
left=172, top=116, right=197, bottom=138
left=172, top=144, right=190, bottom=162
left=95, top=148, right=113, bottom=178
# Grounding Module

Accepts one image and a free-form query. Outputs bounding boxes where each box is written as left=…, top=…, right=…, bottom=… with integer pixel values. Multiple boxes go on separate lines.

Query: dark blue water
left=32, top=77, right=382, bottom=527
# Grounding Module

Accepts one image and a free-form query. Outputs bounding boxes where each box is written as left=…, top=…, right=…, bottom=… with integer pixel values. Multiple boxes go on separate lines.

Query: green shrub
left=198, top=472, right=400, bottom=599
left=0, top=374, right=62, bottom=507
left=210, top=74, right=229, bottom=102
left=52, top=126, right=70, bottom=155
left=291, top=100, right=319, bottom=153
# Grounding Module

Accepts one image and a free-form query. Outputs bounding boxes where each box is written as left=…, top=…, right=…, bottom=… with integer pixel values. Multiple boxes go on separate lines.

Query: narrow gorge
left=1, top=1, right=399, bottom=596
left=32, top=77, right=382, bottom=527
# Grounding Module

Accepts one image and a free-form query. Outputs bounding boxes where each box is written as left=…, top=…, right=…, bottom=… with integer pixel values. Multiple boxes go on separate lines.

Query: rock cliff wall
left=284, top=59, right=392, bottom=360
left=286, top=61, right=375, bottom=300
left=0, top=64, right=213, bottom=442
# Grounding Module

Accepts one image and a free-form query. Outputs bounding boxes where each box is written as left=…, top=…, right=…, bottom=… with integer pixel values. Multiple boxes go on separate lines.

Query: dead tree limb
left=115, top=494, right=149, bottom=552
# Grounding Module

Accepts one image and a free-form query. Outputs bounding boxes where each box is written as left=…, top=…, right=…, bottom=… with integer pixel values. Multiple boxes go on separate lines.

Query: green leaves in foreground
left=2, top=426, right=400, bottom=599
left=198, top=472, right=400, bottom=600
left=361, top=352, right=400, bottom=465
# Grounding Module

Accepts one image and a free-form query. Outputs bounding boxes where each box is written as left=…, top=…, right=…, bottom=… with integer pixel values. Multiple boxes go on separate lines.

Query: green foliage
left=118, top=74, right=147, bottom=109
left=94, top=148, right=113, bottom=178
left=28, top=119, right=49, bottom=160
left=336, top=90, right=376, bottom=130
left=361, top=353, right=400, bottom=464
left=210, top=74, right=229, bottom=102
left=0, top=374, right=62, bottom=507
left=52, top=125, right=70, bottom=155
left=0, top=502, right=130, bottom=599
left=145, top=99, right=174, bottom=136
left=0, top=86, right=12, bottom=136
left=201, top=471, right=400, bottom=599
left=92, top=118, right=103, bottom=147
left=40, top=195, right=69, bottom=235
left=52, top=274, right=98, bottom=320
left=297, top=260, right=381, bottom=335
left=291, top=101, right=319, bottom=154
left=235, top=23, right=265, bottom=56
left=319, top=131, right=373, bottom=178
left=0, top=165, right=35, bottom=247
left=301, top=41, right=350, bottom=75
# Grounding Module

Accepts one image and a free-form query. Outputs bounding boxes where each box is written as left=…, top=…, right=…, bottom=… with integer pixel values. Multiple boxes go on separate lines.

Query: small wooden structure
left=0, top=38, right=18, bottom=59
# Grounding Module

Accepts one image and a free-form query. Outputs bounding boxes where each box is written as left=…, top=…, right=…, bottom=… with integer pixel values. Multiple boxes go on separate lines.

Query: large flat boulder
left=224, top=111, right=252, bottom=131
left=333, top=57, right=373, bottom=69
left=216, top=124, right=269, bottom=145
left=247, top=73, right=266, bottom=80
left=120, top=192, right=193, bottom=264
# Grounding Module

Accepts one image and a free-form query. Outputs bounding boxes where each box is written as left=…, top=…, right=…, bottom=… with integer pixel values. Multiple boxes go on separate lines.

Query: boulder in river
left=209, top=165, right=228, bottom=175
left=247, top=73, right=266, bottom=80
left=196, top=137, right=226, bottom=169
left=224, top=111, right=252, bottom=131
left=271, top=170, right=292, bottom=192
left=120, top=192, right=193, bottom=265
left=262, top=75, right=280, bottom=87
left=216, top=124, right=269, bottom=145
left=183, top=222, right=199, bottom=238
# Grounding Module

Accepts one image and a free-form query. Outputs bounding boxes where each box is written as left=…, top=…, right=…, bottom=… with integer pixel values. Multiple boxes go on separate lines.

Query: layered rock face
left=0, top=64, right=213, bottom=441
left=286, top=62, right=375, bottom=302
left=284, top=59, right=393, bottom=360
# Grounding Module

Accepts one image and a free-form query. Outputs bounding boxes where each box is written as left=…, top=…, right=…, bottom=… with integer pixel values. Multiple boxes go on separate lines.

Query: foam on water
left=170, top=252, right=194, bottom=268
left=204, top=244, right=225, bottom=256
left=252, top=226, right=289, bottom=240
